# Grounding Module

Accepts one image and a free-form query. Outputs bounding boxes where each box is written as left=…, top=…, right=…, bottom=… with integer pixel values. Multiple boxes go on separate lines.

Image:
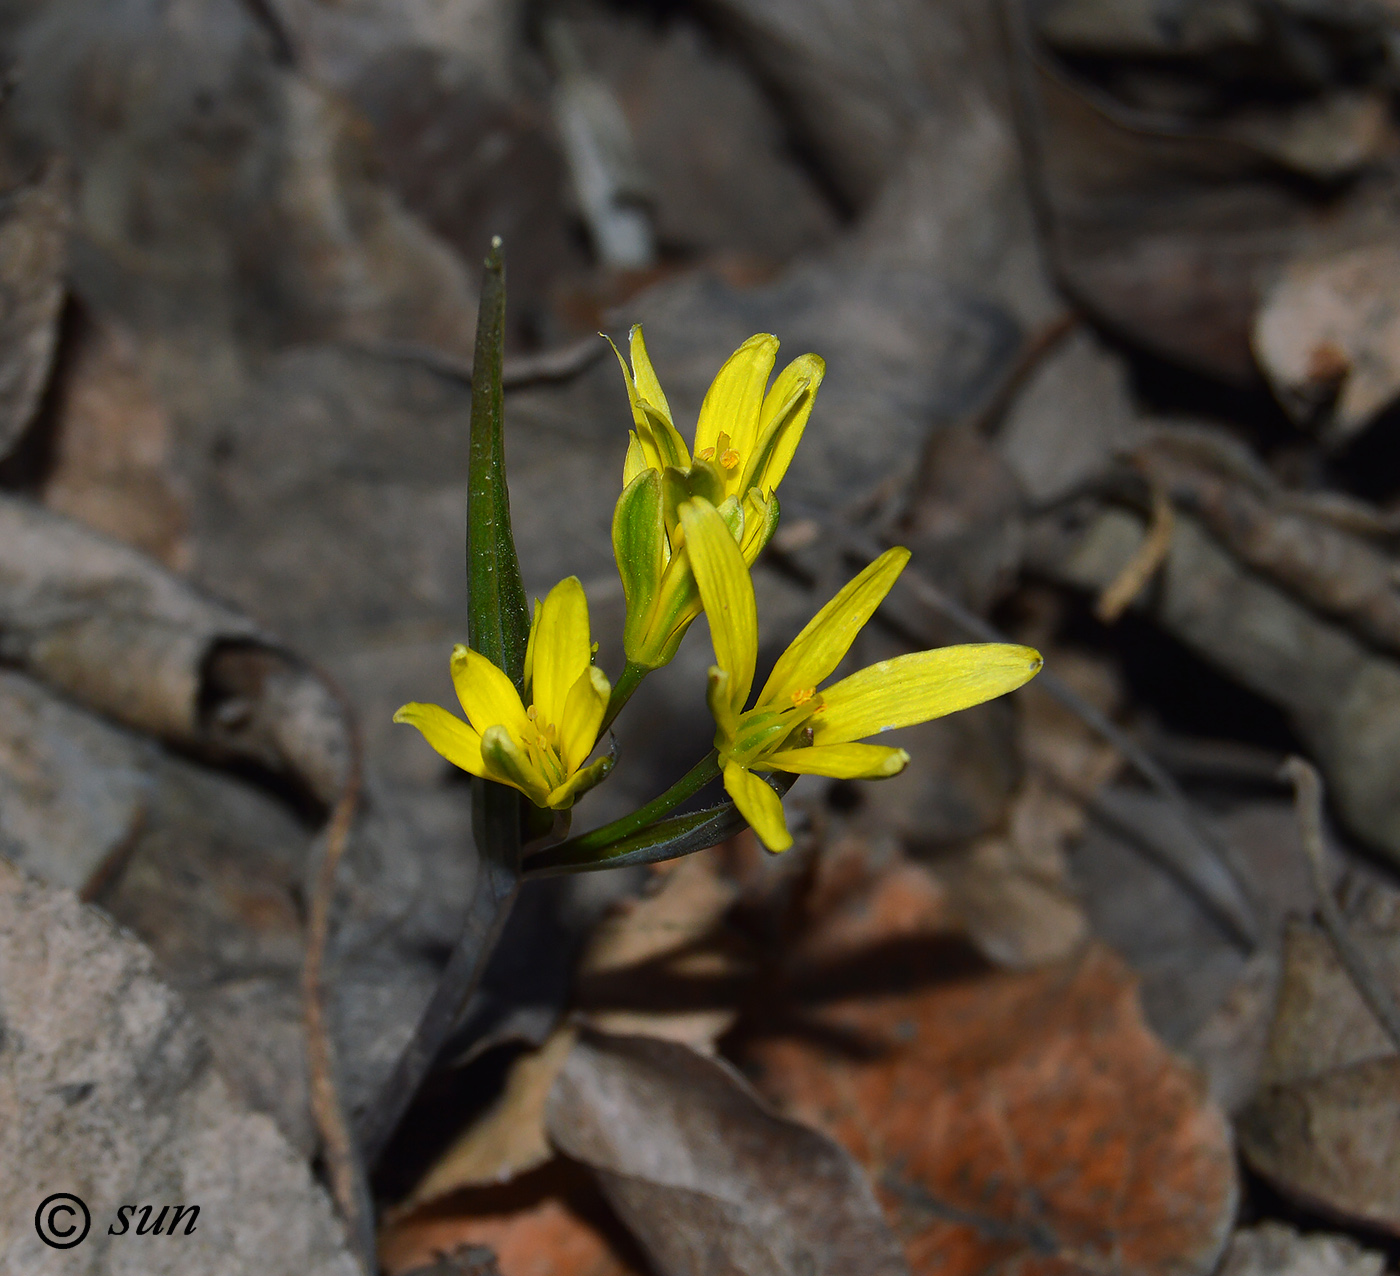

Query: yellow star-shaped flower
left=610, top=325, right=824, bottom=671
left=680, top=497, right=1043, bottom=852
left=394, top=577, right=612, bottom=810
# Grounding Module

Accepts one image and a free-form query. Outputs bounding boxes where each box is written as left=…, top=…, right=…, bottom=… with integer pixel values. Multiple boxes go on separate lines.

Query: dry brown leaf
left=577, top=849, right=750, bottom=1050
left=731, top=852, right=1237, bottom=1276
left=0, top=161, right=68, bottom=461
left=939, top=651, right=1119, bottom=969
left=547, top=1030, right=909, bottom=1276
left=380, top=1163, right=646, bottom=1276
left=407, top=1029, right=579, bottom=1206
left=1255, top=241, right=1400, bottom=441
left=42, top=311, right=190, bottom=570
left=0, top=497, right=349, bottom=805
left=1238, top=916, right=1400, bottom=1233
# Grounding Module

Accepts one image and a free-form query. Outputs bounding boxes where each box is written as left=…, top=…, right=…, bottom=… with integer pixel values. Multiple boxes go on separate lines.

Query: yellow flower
left=679, top=497, right=1043, bottom=852
left=611, top=325, right=824, bottom=671
left=394, top=577, right=612, bottom=810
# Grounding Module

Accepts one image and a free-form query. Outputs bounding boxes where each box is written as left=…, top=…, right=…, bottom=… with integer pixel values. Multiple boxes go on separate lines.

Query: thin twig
left=1282, top=756, right=1400, bottom=1052
left=839, top=529, right=1260, bottom=951
left=301, top=682, right=376, bottom=1273
left=337, top=334, right=606, bottom=389
left=1095, top=479, right=1174, bottom=623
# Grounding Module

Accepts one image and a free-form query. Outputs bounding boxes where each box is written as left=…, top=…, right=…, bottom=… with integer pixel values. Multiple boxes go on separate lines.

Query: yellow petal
left=559, top=664, right=610, bottom=773
left=758, top=742, right=909, bottom=779
left=480, top=724, right=551, bottom=807
left=523, top=597, right=542, bottom=701
left=547, top=753, right=615, bottom=810
left=628, top=325, right=674, bottom=428
left=608, top=333, right=689, bottom=473
left=742, top=353, right=824, bottom=497
left=723, top=761, right=792, bottom=852
left=678, top=496, right=758, bottom=713
left=758, top=547, right=909, bottom=709
left=706, top=666, right=739, bottom=747
left=393, top=702, right=488, bottom=777
left=451, top=645, right=531, bottom=739
left=532, top=577, right=592, bottom=729
left=694, top=334, right=778, bottom=460
left=623, top=433, right=647, bottom=487
left=812, top=644, right=1043, bottom=745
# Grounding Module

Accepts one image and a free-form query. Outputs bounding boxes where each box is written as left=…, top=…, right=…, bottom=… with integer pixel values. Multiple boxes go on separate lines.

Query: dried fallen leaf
left=0, top=161, right=68, bottom=460
left=547, top=1031, right=910, bottom=1276
left=380, top=1162, right=645, bottom=1276
left=0, top=497, right=349, bottom=805
left=732, top=852, right=1237, bottom=1276
left=42, top=310, right=190, bottom=570
left=939, top=651, right=1118, bottom=969
left=407, top=1029, right=579, bottom=1206
left=577, top=850, right=750, bottom=1050
left=1238, top=916, right=1400, bottom=1233
left=1254, top=241, right=1400, bottom=441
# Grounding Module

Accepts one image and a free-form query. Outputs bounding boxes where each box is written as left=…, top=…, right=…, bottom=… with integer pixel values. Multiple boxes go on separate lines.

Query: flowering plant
left=367, top=242, right=1041, bottom=1160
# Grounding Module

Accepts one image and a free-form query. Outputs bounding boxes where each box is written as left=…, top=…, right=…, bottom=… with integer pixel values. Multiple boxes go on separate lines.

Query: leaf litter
left=8, top=0, right=1400, bottom=1271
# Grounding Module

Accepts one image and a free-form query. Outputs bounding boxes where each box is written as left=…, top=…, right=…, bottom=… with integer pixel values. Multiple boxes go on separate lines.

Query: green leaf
left=523, top=770, right=796, bottom=876
left=467, top=238, right=530, bottom=689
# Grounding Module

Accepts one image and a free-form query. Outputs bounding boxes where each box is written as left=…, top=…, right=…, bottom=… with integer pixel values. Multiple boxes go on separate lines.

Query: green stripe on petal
left=393, top=702, right=488, bottom=777
left=481, top=724, right=551, bottom=807
left=559, top=665, right=610, bottom=774
left=695, top=334, right=778, bottom=459
left=451, top=645, right=531, bottom=739
left=546, top=752, right=615, bottom=810
left=723, top=761, right=792, bottom=852
left=532, top=577, right=591, bottom=729
left=812, top=644, right=1043, bottom=745
left=758, top=742, right=909, bottom=779
left=758, top=547, right=909, bottom=709
left=613, top=470, right=664, bottom=640
left=679, top=496, right=758, bottom=714
left=739, top=490, right=780, bottom=566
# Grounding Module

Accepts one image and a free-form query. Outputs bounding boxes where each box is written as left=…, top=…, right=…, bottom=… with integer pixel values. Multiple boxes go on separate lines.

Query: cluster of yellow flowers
left=396, top=328, right=1042, bottom=853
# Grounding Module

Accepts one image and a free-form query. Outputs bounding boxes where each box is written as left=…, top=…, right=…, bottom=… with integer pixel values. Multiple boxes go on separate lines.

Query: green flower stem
left=526, top=748, right=720, bottom=864
left=600, top=659, right=649, bottom=735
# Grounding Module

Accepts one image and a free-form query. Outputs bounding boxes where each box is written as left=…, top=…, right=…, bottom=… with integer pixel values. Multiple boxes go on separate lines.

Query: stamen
left=696, top=446, right=715, bottom=461
left=527, top=705, right=538, bottom=721
left=720, top=448, right=740, bottom=470
left=791, top=687, right=815, bottom=707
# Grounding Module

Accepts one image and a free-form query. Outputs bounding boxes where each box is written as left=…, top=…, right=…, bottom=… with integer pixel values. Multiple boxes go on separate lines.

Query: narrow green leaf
left=524, top=772, right=795, bottom=876
left=467, top=238, right=530, bottom=689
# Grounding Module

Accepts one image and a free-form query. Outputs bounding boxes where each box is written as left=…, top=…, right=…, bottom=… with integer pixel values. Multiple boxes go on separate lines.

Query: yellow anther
left=791, top=687, right=815, bottom=707
left=720, top=448, right=740, bottom=470
left=696, top=446, right=715, bottom=462
left=527, top=705, right=538, bottom=721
